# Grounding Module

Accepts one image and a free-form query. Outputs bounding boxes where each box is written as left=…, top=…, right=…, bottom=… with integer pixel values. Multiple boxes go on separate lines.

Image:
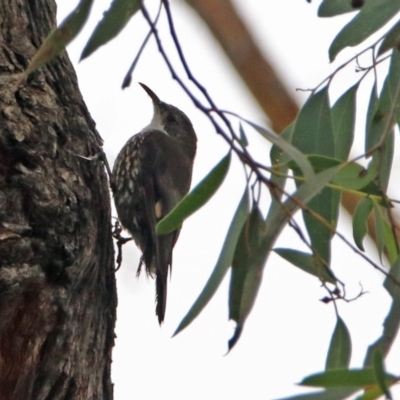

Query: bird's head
left=139, top=83, right=197, bottom=150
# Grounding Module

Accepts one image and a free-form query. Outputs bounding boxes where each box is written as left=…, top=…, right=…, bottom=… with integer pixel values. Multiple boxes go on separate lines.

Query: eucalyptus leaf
left=365, top=257, right=400, bottom=366
left=81, top=0, right=141, bottom=60
left=173, top=189, right=249, bottom=336
left=352, top=198, right=373, bottom=251
left=25, top=0, right=93, bottom=75
left=331, top=84, right=358, bottom=161
left=157, top=153, right=231, bottom=234
left=300, top=368, right=396, bottom=388
left=229, top=165, right=343, bottom=348
left=245, top=120, right=315, bottom=181
left=276, top=388, right=357, bottom=400
left=228, top=206, right=265, bottom=350
left=292, top=87, right=336, bottom=268
left=318, top=0, right=359, bottom=17
left=274, top=248, right=336, bottom=284
left=378, top=20, right=400, bottom=56
left=325, top=317, right=352, bottom=370
left=292, top=87, right=335, bottom=158
left=373, top=352, right=392, bottom=399
left=329, top=0, right=400, bottom=61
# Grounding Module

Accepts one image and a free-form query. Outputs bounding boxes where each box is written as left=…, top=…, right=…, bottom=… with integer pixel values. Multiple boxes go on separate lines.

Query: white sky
left=56, top=1, right=400, bottom=399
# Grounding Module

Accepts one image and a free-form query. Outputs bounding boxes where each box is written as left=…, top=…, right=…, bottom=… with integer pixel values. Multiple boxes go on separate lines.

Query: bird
left=111, top=83, right=197, bottom=324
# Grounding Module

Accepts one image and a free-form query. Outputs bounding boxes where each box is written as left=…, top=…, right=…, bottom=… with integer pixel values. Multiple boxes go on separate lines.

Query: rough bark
left=0, top=1, right=117, bottom=399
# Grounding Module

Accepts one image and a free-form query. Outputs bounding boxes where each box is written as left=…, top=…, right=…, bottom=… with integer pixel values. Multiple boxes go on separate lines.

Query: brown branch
left=186, top=0, right=299, bottom=133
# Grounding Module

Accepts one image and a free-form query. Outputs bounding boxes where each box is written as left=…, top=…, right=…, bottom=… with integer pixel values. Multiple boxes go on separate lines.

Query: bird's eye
left=167, top=115, right=178, bottom=124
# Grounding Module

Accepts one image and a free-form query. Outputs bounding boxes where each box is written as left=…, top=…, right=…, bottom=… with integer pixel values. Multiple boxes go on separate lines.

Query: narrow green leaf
left=368, top=50, right=400, bottom=155
left=373, top=203, right=386, bottom=261
left=274, top=248, right=336, bottom=284
left=332, top=163, right=375, bottom=191
left=270, top=121, right=295, bottom=167
left=385, top=49, right=400, bottom=127
left=352, top=198, right=373, bottom=251
left=173, top=189, right=249, bottom=336
left=318, top=0, right=359, bottom=17
left=331, top=84, right=358, bottom=161
left=383, top=212, right=398, bottom=265
left=227, top=165, right=343, bottom=349
left=378, top=20, right=400, bottom=56
left=365, top=84, right=379, bottom=153
left=365, top=257, right=400, bottom=366
left=292, top=87, right=335, bottom=158
left=329, top=0, right=400, bottom=61
left=238, top=123, right=249, bottom=147
left=228, top=166, right=340, bottom=348
left=289, top=155, right=378, bottom=193
left=384, top=254, right=400, bottom=299
left=372, top=129, right=394, bottom=192
left=228, top=206, right=265, bottom=350
left=25, top=0, right=93, bottom=75
left=300, top=368, right=396, bottom=388
left=245, top=120, right=315, bottom=181
left=357, top=386, right=390, bottom=400
left=269, top=122, right=295, bottom=209
left=303, top=188, right=339, bottom=271
left=276, top=388, right=357, bottom=400
left=373, top=352, right=392, bottom=399
left=292, top=88, right=337, bottom=268
left=325, top=317, right=352, bottom=370
left=81, top=0, right=141, bottom=60
left=372, top=203, right=397, bottom=263
left=157, top=153, right=231, bottom=234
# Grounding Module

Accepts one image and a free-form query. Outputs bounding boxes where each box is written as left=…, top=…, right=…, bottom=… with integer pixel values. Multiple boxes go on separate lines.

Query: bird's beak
left=139, top=83, right=161, bottom=106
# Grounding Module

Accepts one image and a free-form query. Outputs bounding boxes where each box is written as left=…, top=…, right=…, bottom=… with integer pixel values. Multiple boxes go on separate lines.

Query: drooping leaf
left=228, top=206, right=265, bottom=350
left=289, top=155, right=379, bottom=194
left=358, top=386, right=392, bottom=400
left=274, top=248, right=336, bottom=284
left=372, top=129, right=394, bottom=192
left=270, top=121, right=295, bottom=167
left=275, top=388, right=357, bottom=400
left=318, top=0, right=359, bottom=17
left=331, top=84, right=358, bottom=161
left=372, top=202, right=398, bottom=264
left=365, top=84, right=379, bottom=153
left=81, top=0, right=141, bottom=60
left=367, top=50, right=400, bottom=155
left=157, top=153, right=231, bottom=234
left=325, top=317, right=352, bottom=370
left=364, top=256, right=400, bottom=367
left=329, top=0, right=400, bottom=61
left=228, top=165, right=343, bottom=348
left=244, top=166, right=344, bottom=344
left=352, top=197, right=373, bottom=251
left=269, top=122, right=295, bottom=209
left=238, top=123, right=249, bottom=147
left=384, top=254, right=400, bottom=299
left=373, top=352, right=392, bottom=399
left=292, top=87, right=335, bottom=158
left=245, top=120, right=315, bottom=181
left=25, top=0, right=93, bottom=75
left=300, top=368, right=397, bottom=388
left=173, top=189, right=249, bottom=336
left=378, top=20, right=400, bottom=56
left=292, top=87, right=337, bottom=269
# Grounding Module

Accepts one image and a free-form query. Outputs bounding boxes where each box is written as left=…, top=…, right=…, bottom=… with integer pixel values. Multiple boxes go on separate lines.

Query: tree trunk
left=0, top=1, right=117, bottom=399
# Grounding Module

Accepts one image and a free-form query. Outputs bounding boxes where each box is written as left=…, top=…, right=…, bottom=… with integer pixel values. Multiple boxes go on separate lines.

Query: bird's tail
left=154, top=232, right=176, bottom=324
left=156, top=271, right=168, bottom=324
